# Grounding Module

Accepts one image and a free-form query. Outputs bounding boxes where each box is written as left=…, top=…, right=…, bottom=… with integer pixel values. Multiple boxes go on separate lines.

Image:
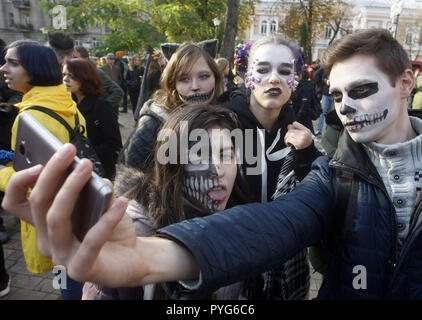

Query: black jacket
left=292, top=79, right=315, bottom=133
left=158, top=127, right=422, bottom=299
left=118, top=99, right=168, bottom=170
left=77, top=94, right=122, bottom=179
left=145, top=70, right=161, bottom=103
left=0, top=73, right=22, bottom=150
left=222, top=92, right=321, bottom=202
left=313, top=68, right=330, bottom=99
left=126, top=66, right=144, bottom=95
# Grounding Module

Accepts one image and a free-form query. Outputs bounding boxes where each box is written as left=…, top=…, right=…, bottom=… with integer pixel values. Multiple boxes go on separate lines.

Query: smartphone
left=13, top=112, right=113, bottom=241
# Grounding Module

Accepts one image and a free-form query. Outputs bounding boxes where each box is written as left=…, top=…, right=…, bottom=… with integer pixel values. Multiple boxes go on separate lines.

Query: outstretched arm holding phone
left=2, top=143, right=200, bottom=288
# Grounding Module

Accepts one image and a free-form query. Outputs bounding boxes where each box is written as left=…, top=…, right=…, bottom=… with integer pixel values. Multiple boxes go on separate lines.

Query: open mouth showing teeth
left=183, top=176, right=223, bottom=211
left=345, top=109, right=388, bottom=131
left=264, top=88, right=282, bottom=96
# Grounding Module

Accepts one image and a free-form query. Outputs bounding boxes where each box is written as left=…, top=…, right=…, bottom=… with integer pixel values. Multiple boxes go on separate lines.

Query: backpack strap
left=328, top=170, right=359, bottom=252
left=24, top=106, right=83, bottom=139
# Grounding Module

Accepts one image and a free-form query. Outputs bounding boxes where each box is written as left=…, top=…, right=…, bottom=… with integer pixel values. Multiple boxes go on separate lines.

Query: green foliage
left=38, top=0, right=254, bottom=55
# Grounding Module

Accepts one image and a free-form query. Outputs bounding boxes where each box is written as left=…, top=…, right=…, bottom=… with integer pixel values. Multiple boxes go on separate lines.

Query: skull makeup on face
left=329, top=55, right=403, bottom=144
left=247, top=44, right=296, bottom=111
left=183, top=127, right=237, bottom=212
left=179, top=88, right=215, bottom=104
left=183, top=133, right=221, bottom=212
left=176, top=55, right=216, bottom=105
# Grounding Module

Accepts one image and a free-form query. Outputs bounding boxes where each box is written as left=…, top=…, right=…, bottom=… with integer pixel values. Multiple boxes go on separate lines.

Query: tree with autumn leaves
left=280, top=0, right=351, bottom=64
left=39, top=0, right=254, bottom=57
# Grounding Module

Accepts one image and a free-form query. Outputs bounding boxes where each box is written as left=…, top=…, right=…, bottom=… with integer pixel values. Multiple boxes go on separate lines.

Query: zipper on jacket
left=390, top=196, right=422, bottom=282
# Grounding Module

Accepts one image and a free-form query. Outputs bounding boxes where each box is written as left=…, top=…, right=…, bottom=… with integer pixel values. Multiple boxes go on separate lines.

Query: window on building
left=324, top=26, right=333, bottom=39
left=406, top=31, right=413, bottom=45
left=260, top=20, right=267, bottom=35
left=23, top=14, right=30, bottom=26
left=270, top=20, right=277, bottom=33
left=9, top=12, right=14, bottom=26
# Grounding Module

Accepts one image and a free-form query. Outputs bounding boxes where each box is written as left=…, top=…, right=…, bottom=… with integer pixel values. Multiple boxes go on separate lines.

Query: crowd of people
left=0, top=28, right=422, bottom=301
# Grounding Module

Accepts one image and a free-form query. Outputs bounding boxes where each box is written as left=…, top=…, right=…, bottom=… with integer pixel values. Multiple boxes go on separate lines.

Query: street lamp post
left=390, top=0, right=403, bottom=38
left=213, top=17, right=221, bottom=39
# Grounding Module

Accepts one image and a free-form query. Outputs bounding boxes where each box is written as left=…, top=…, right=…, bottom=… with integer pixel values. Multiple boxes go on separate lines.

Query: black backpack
left=24, top=106, right=106, bottom=177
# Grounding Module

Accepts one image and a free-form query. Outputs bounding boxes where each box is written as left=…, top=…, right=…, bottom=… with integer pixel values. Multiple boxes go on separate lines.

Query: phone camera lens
left=19, top=142, right=26, bottom=155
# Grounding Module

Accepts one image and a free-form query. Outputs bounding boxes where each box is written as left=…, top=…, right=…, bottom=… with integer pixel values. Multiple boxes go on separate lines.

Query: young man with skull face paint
left=5, top=29, right=422, bottom=300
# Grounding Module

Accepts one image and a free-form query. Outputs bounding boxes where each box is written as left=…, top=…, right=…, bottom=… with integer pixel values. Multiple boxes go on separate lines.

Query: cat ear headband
left=161, top=39, right=219, bottom=61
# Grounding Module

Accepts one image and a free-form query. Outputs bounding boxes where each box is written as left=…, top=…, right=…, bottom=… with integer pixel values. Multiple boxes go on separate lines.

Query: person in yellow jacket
left=0, top=40, right=87, bottom=276
left=412, top=68, right=422, bottom=109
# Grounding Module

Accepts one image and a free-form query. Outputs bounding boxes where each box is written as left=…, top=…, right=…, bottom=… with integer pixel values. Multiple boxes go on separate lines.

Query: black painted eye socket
left=348, top=82, right=379, bottom=100
left=330, top=91, right=343, bottom=103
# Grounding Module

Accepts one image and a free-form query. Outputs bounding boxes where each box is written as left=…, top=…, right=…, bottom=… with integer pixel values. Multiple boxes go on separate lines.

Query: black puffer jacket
left=158, top=129, right=422, bottom=299
left=118, top=99, right=168, bottom=170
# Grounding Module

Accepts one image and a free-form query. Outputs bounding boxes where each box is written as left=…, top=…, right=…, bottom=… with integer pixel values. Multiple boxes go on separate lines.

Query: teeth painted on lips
left=346, top=109, right=388, bottom=128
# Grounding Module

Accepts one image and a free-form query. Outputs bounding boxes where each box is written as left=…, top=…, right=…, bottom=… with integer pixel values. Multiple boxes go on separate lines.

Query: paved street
left=0, top=110, right=136, bottom=300
left=0, top=108, right=322, bottom=300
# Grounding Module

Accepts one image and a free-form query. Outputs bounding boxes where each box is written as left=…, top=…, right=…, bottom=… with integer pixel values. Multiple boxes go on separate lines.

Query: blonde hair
left=129, top=54, right=141, bottom=71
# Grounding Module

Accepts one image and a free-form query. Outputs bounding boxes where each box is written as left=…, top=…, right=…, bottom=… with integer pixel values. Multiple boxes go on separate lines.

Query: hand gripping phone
left=13, top=112, right=113, bottom=241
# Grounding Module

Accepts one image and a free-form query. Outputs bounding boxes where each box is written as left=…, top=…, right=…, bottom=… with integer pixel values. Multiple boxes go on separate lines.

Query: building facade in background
left=246, top=0, right=422, bottom=62
left=0, top=0, right=107, bottom=48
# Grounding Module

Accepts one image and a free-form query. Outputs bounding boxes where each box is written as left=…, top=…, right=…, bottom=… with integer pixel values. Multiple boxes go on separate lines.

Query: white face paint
left=329, top=55, right=402, bottom=144
left=247, top=44, right=296, bottom=112
left=183, top=126, right=237, bottom=212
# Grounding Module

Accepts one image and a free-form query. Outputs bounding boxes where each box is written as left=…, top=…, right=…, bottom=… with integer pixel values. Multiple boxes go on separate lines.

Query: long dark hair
left=114, top=104, right=252, bottom=229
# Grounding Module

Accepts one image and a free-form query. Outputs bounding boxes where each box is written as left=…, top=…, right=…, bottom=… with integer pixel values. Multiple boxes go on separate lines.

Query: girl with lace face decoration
left=246, top=43, right=296, bottom=117
left=329, top=55, right=404, bottom=144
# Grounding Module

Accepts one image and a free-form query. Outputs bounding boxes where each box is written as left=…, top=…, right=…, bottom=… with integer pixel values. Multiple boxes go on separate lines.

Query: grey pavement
left=0, top=109, right=136, bottom=300
left=0, top=107, right=323, bottom=300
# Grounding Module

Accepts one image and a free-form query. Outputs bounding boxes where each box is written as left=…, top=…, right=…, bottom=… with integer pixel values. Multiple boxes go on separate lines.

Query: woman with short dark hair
left=63, top=58, right=122, bottom=180
left=0, top=40, right=87, bottom=296
left=6, top=40, right=63, bottom=86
